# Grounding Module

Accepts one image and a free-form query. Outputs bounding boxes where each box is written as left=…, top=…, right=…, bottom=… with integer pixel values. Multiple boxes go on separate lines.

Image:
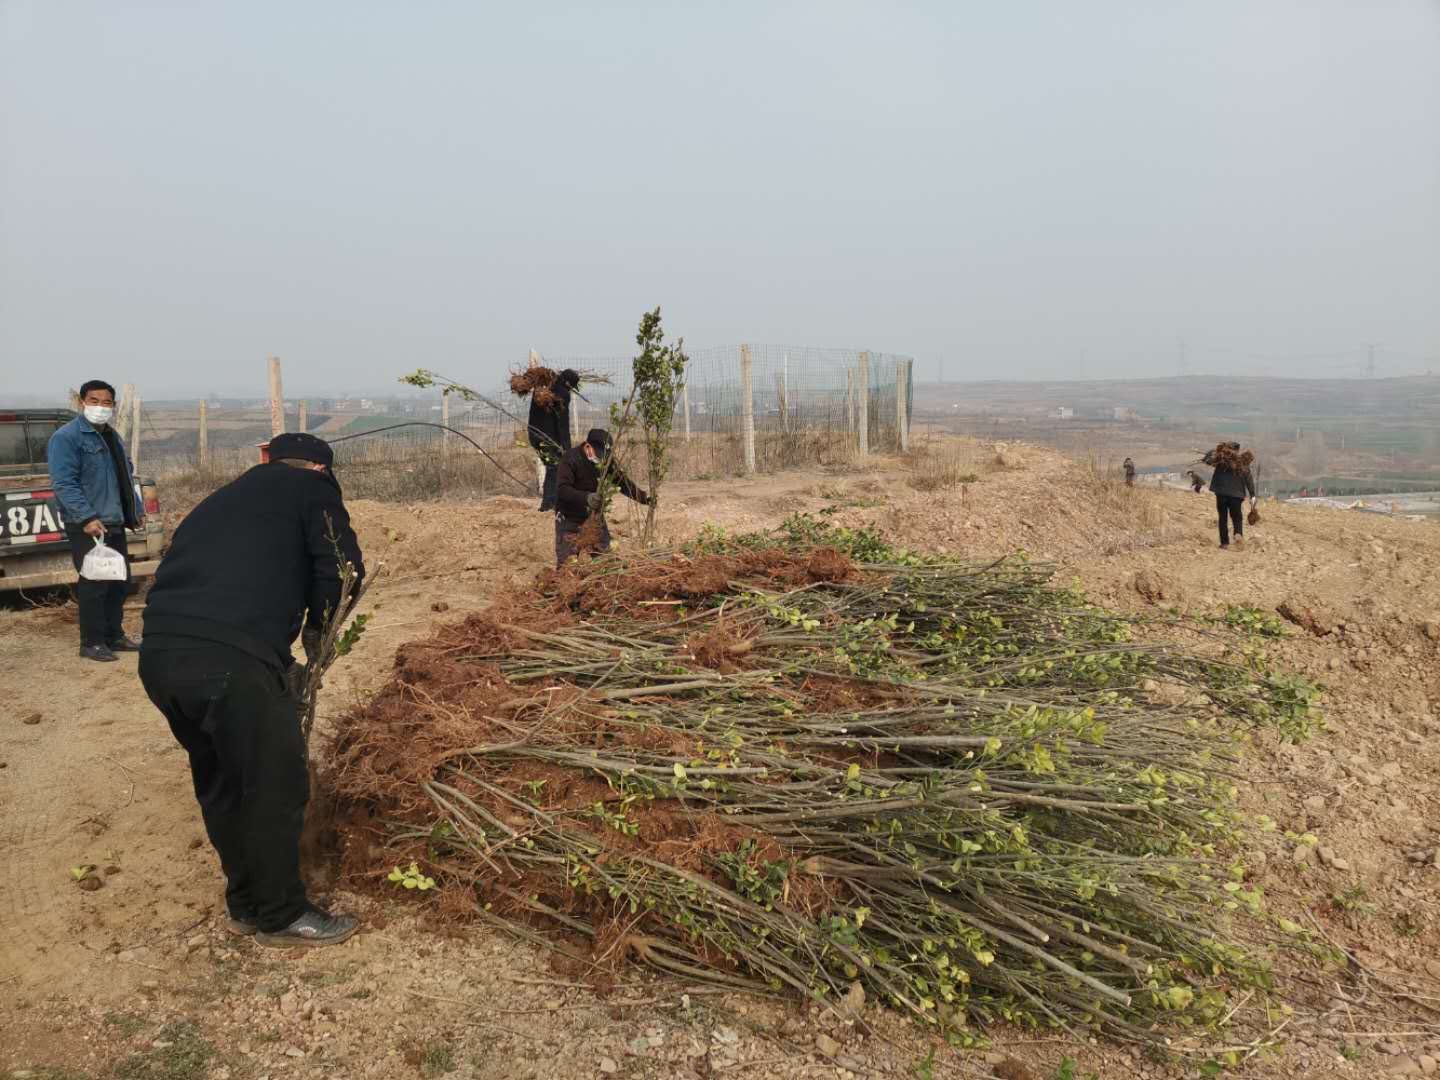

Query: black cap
left=269, top=432, right=334, bottom=468
left=585, top=428, right=612, bottom=454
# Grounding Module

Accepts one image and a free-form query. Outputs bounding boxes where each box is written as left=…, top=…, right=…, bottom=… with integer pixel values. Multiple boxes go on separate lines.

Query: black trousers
left=138, top=644, right=309, bottom=932
left=1216, top=495, right=1245, bottom=546
left=538, top=464, right=559, bottom=511
left=555, top=513, right=610, bottom=568
left=65, top=523, right=130, bottom=647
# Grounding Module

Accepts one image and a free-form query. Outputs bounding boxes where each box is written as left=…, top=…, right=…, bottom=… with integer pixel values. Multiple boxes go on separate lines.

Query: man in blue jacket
left=48, top=379, right=143, bottom=661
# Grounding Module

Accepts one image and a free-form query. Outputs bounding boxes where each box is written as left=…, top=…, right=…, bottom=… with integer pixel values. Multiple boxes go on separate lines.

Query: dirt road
left=2, top=447, right=1438, bottom=1079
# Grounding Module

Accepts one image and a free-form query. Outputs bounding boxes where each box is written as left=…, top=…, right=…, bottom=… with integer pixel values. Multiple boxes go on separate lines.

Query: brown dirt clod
left=1132, top=569, right=1183, bottom=604
left=1277, top=598, right=1336, bottom=637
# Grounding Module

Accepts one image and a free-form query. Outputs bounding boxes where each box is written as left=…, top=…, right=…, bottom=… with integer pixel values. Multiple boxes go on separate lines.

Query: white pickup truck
left=0, top=408, right=165, bottom=593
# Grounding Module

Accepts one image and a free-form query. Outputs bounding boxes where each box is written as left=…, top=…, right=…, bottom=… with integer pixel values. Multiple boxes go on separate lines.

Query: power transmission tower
left=1362, top=342, right=1380, bottom=377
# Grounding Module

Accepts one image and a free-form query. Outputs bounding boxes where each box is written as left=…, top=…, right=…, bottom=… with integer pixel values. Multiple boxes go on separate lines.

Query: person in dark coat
left=47, top=379, right=144, bottom=661
left=554, top=428, right=648, bottom=567
left=139, top=433, right=365, bottom=948
left=1123, top=458, right=1136, bottom=487
left=1202, top=442, right=1257, bottom=549
left=528, top=369, right=581, bottom=512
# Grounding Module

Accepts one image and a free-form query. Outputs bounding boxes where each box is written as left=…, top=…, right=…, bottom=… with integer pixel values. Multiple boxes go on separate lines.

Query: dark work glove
left=283, top=662, right=307, bottom=700
left=302, top=626, right=323, bottom=665
left=638, top=490, right=650, bottom=505
left=585, top=492, right=602, bottom=511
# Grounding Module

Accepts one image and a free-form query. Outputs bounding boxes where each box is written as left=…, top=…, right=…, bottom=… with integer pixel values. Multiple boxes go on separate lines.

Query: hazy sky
left=2, top=2, right=1437, bottom=397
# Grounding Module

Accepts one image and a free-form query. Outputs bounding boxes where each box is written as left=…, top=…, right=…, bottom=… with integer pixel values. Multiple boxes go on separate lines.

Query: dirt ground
left=3, top=441, right=1439, bottom=1080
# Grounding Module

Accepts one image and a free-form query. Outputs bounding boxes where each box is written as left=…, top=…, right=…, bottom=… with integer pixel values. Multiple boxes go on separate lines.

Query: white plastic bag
left=81, top=537, right=127, bottom=581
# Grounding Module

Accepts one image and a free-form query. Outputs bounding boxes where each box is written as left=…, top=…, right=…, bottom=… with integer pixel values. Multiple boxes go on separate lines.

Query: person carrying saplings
left=1202, top=441, right=1258, bottom=549
left=554, top=427, right=648, bottom=567
left=527, top=368, right=581, bottom=512
left=139, top=433, right=365, bottom=947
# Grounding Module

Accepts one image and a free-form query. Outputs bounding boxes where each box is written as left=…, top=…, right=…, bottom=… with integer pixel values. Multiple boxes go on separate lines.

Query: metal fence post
left=845, top=368, right=855, bottom=443
left=268, top=356, right=285, bottom=436
left=198, top=400, right=209, bottom=473
left=896, top=358, right=910, bottom=453
left=682, top=380, right=691, bottom=443
left=858, top=351, right=870, bottom=457
left=740, top=344, right=756, bottom=473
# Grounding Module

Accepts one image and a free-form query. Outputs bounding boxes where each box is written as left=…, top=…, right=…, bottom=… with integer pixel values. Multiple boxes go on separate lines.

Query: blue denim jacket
left=47, top=416, right=140, bottom=528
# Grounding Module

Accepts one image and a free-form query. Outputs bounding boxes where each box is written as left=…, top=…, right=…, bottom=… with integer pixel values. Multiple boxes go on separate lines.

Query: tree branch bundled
left=329, top=515, right=1320, bottom=1042
left=509, top=361, right=561, bottom=408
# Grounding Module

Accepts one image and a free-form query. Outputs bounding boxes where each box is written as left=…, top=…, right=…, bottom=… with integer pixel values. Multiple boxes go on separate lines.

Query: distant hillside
left=914, top=375, right=1440, bottom=490
left=913, top=375, right=1440, bottom=424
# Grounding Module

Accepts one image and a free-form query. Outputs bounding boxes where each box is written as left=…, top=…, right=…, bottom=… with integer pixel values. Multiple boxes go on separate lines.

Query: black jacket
left=143, top=463, right=365, bottom=670
left=526, top=377, right=573, bottom=462
left=1205, top=459, right=1256, bottom=500
left=555, top=445, right=647, bottom=525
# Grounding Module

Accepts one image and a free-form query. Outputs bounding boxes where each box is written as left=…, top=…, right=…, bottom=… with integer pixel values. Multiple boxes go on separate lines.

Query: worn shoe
left=107, top=635, right=142, bottom=652
left=80, top=644, right=119, bottom=662
left=225, top=914, right=259, bottom=936
left=254, top=907, right=359, bottom=949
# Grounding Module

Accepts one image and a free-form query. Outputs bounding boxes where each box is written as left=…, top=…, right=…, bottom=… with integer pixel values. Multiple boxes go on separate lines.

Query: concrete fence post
left=115, top=384, right=135, bottom=443
left=441, top=392, right=451, bottom=463
left=130, top=391, right=143, bottom=475
left=198, top=400, right=209, bottom=473
left=858, top=351, right=870, bottom=457
left=740, top=344, right=756, bottom=474
left=298, top=400, right=308, bottom=433
left=682, top=380, right=691, bottom=443
left=268, top=356, right=285, bottom=437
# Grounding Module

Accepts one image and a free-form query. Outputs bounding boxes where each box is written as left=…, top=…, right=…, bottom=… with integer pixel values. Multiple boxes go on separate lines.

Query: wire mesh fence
left=139, top=343, right=914, bottom=503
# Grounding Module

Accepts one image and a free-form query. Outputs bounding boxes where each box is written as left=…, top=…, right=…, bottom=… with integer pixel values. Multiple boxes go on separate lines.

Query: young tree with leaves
left=631, top=307, right=688, bottom=545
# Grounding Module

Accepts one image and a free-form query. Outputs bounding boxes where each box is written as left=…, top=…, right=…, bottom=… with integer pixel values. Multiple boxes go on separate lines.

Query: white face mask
left=84, top=405, right=115, bottom=426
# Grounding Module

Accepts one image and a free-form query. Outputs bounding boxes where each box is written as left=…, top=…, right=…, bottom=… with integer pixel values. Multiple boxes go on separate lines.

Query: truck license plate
left=0, top=492, right=67, bottom=545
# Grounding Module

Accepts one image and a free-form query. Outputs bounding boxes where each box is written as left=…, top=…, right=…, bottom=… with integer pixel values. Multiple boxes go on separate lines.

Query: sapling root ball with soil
left=330, top=514, right=1320, bottom=1042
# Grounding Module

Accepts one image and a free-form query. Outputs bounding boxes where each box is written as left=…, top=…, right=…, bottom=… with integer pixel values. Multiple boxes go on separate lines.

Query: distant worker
left=1186, top=470, right=1204, bottom=494
left=1123, top=457, right=1136, bottom=487
left=528, top=368, right=582, bottom=513
left=139, top=433, right=365, bottom=948
left=554, top=428, right=648, bottom=567
left=1202, top=441, right=1257, bottom=550
left=47, top=379, right=144, bottom=662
